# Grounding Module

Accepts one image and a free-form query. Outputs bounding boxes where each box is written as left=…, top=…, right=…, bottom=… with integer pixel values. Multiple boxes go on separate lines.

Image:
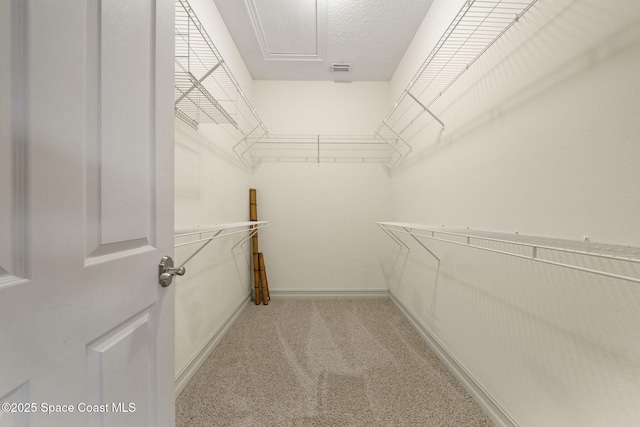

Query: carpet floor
left=176, top=298, right=494, bottom=426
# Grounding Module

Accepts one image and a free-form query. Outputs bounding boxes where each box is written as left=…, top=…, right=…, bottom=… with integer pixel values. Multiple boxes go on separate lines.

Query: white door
left=0, top=0, right=175, bottom=426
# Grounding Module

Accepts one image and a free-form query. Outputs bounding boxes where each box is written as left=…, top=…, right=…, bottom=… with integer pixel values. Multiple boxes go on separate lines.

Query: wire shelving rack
left=376, top=0, right=538, bottom=152
left=377, top=222, right=640, bottom=284
left=233, top=134, right=409, bottom=168
left=174, top=0, right=267, bottom=143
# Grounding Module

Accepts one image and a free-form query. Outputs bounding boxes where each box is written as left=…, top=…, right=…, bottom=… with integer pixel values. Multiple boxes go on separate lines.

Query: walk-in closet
left=2, top=0, right=637, bottom=425
left=171, top=0, right=640, bottom=425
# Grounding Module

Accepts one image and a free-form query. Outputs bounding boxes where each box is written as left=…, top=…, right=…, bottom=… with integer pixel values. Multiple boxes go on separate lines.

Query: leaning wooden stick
left=264, top=255, right=271, bottom=302
left=253, top=252, right=261, bottom=305
left=250, top=189, right=261, bottom=304
left=258, top=253, right=269, bottom=305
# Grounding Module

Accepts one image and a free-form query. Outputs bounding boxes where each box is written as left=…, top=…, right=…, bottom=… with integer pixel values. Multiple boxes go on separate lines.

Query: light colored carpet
left=176, top=298, right=494, bottom=426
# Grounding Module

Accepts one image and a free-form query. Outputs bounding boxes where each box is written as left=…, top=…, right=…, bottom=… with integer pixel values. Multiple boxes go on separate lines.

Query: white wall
left=173, top=0, right=255, bottom=389
left=174, top=121, right=253, bottom=385
left=387, top=0, right=640, bottom=425
left=253, top=162, right=390, bottom=293
left=251, top=81, right=392, bottom=292
left=253, top=80, right=389, bottom=134
left=390, top=0, right=463, bottom=100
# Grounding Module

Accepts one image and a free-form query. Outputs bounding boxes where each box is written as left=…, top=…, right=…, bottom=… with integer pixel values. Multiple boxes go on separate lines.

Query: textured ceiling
left=213, top=0, right=434, bottom=81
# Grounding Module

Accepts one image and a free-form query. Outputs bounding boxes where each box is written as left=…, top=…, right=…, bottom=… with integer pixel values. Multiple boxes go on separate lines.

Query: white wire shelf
left=377, top=0, right=538, bottom=151
left=377, top=222, right=640, bottom=284
left=174, top=221, right=268, bottom=268
left=174, top=0, right=266, bottom=141
left=233, top=134, right=410, bottom=168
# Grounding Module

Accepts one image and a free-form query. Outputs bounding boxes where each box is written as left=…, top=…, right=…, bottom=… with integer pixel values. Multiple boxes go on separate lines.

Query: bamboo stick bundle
left=250, top=189, right=261, bottom=304
left=249, top=188, right=270, bottom=305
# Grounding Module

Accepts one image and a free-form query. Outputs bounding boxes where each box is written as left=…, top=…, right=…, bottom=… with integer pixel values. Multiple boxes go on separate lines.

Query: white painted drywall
left=174, top=120, right=254, bottom=383
left=251, top=81, right=392, bottom=292
left=173, top=0, right=255, bottom=386
left=390, top=0, right=463, bottom=100
left=387, top=0, right=640, bottom=425
left=252, top=162, right=391, bottom=293
left=253, top=80, right=390, bottom=134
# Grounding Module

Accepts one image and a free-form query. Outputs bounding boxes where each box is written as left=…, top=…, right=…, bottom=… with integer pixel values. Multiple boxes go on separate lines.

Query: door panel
left=98, top=0, right=153, bottom=248
left=85, top=0, right=155, bottom=261
left=0, top=383, right=30, bottom=426
left=0, top=0, right=11, bottom=278
left=0, top=0, right=174, bottom=426
left=0, top=0, right=27, bottom=285
left=87, top=308, right=153, bottom=427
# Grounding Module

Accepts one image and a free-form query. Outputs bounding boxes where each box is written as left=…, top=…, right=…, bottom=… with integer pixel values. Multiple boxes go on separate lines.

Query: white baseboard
left=270, top=288, right=390, bottom=299
left=175, top=294, right=250, bottom=397
left=389, top=292, right=517, bottom=427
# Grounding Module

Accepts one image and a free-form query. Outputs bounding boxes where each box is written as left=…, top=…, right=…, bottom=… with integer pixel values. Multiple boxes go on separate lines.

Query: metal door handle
left=159, top=256, right=186, bottom=287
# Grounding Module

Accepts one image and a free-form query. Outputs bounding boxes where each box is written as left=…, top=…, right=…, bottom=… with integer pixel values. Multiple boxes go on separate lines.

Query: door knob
left=159, top=256, right=186, bottom=287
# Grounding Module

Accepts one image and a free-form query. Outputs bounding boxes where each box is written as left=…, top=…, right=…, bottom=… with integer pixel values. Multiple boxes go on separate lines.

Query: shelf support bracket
left=175, top=61, right=222, bottom=105
left=179, top=230, right=224, bottom=268
left=230, top=228, right=259, bottom=253
left=240, top=130, right=268, bottom=156
left=381, top=123, right=412, bottom=155
left=403, top=227, right=441, bottom=265
left=186, top=72, right=238, bottom=128
left=375, top=132, right=404, bottom=158
left=377, top=224, right=410, bottom=252
left=405, top=90, right=445, bottom=129
left=232, top=123, right=263, bottom=154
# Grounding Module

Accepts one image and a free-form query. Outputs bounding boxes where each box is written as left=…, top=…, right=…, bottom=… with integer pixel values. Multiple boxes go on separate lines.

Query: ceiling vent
left=331, top=63, right=351, bottom=72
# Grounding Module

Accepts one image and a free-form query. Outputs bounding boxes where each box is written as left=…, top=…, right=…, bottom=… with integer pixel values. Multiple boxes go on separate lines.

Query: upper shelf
left=377, top=222, right=640, bottom=284
left=377, top=0, right=538, bottom=150
left=174, top=0, right=267, bottom=140
left=232, top=133, right=411, bottom=169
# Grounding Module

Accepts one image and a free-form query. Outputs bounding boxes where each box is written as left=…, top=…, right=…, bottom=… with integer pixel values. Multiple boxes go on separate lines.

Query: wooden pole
left=253, top=253, right=261, bottom=305
left=258, top=253, right=269, bottom=306
left=263, top=257, right=270, bottom=303
left=249, top=189, right=261, bottom=304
